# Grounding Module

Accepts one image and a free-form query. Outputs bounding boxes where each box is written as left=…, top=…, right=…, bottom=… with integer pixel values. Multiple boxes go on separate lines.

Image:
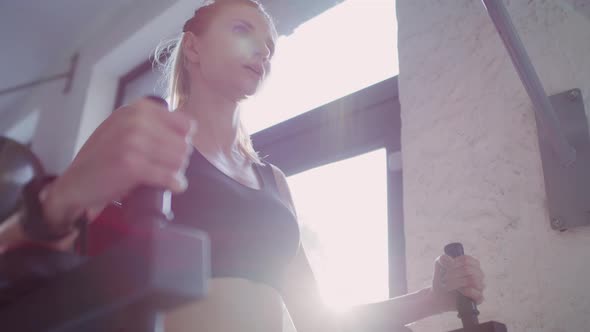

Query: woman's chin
left=233, top=89, right=257, bottom=103
left=226, top=78, right=263, bottom=101
left=238, top=83, right=261, bottom=98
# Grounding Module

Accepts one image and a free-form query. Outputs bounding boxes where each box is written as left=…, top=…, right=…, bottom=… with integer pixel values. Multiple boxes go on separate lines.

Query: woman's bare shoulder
left=267, top=164, right=297, bottom=216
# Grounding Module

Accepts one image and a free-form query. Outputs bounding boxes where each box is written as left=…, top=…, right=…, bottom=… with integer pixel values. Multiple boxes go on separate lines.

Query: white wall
left=17, top=0, right=196, bottom=173
left=4, top=110, right=40, bottom=144
left=397, top=1, right=590, bottom=331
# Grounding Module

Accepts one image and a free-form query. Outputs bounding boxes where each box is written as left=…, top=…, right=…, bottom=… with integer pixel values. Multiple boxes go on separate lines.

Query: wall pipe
left=481, top=0, right=577, bottom=166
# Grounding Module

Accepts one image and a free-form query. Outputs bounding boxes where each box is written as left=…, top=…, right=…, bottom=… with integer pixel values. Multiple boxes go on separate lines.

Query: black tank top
left=171, top=148, right=301, bottom=290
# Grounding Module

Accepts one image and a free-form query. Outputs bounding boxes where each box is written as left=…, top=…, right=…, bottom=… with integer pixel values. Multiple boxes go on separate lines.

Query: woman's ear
left=182, top=32, right=200, bottom=64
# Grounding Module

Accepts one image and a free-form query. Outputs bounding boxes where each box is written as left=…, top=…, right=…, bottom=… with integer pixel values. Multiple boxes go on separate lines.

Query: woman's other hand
left=42, top=97, right=196, bottom=227
left=428, top=254, right=486, bottom=313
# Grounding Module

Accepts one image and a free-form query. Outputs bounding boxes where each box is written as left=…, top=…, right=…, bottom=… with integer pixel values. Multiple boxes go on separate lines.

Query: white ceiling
left=0, top=0, right=139, bottom=118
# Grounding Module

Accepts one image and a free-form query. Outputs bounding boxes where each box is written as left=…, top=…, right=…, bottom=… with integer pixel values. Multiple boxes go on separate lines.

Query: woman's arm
left=279, top=244, right=443, bottom=331
left=1, top=96, right=195, bottom=254
left=0, top=174, right=109, bottom=253
left=269, top=165, right=485, bottom=331
left=0, top=182, right=82, bottom=254
left=335, top=287, right=445, bottom=330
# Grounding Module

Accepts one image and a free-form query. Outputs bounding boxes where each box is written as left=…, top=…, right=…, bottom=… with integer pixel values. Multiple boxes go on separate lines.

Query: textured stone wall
left=397, top=1, right=590, bottom=331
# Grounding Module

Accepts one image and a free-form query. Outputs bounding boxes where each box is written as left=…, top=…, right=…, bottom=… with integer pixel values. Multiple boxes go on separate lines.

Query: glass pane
left=241, top=0, right=398, bottom=134
left=287, top=148, right=389, bottom=311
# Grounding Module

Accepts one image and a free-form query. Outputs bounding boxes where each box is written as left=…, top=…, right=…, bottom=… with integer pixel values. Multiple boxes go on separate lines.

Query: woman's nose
left=254, top=40, right=271, bottom=62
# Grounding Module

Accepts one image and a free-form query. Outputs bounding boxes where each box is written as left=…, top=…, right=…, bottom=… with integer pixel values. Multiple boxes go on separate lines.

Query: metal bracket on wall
left=482, top=0, right=589, bottom=231
left=540, top=89, right=589, bottom=231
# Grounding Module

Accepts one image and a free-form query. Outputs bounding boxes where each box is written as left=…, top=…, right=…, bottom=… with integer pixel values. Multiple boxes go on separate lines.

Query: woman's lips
left=244, top=65, right=262, bottom=79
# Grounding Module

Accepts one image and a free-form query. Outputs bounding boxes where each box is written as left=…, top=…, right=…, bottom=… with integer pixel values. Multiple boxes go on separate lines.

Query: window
left=289, top=149, right=389, bottom=310
left=241, top=0, right=398, bottom=133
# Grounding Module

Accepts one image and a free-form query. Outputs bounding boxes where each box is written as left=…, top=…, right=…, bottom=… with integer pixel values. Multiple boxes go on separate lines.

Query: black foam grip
left=444, top=242, right=480, bottom=327
left=444, top=242, right=464, bottom=258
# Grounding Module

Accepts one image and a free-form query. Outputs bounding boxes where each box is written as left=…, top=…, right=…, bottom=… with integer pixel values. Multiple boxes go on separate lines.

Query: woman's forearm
left=41, top=177, right=87, bottom=228
left=0, top=178, right=83, bottom=252
left=342, top=287, right=447, bottom=331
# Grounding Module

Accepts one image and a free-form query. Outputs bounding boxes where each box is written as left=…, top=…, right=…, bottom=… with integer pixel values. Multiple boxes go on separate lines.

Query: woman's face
left=184, top=3, right=277, bottom=101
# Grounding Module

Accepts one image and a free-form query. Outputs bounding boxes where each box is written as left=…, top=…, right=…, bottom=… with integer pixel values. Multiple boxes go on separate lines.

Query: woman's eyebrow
left=232, top=18, right=275, bottom=56
left=232, top=18, right=255, bottom=30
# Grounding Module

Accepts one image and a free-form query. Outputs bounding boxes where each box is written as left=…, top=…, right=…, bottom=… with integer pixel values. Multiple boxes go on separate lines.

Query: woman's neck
left=181, top=82, right=243, bottom=159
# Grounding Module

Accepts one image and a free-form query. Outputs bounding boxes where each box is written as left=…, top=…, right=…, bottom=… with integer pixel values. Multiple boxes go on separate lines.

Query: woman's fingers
left=441, top=273, right=485, bottom=294
left=458, top=287, right=485, bottom=305
left=113, top=100, right=196, bottom=190
left=436, top=254, right=485, bottom=293
left=444, top=266, right=485, bottom=289
left=431, top=254, right=487, bottom=312
left=123, top=125, right=193, bottom=174
left=121, top=150, right=188, bottom=194
left=142, top=163, right=188, bottom=193
left=454, top=255, right=481, bottom=269
left=135, top=97, right=196, bottom=138
left=437, top=254, right=454, bottom=268
left=433, top=255, right=452, bottom=291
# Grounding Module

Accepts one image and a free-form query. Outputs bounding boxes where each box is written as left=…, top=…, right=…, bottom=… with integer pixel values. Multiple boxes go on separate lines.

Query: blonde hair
left=154, top=0, right=275, bottom=165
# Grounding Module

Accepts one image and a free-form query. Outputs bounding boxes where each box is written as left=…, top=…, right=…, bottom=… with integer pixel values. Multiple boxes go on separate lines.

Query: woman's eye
left=232, top=24, right=249, bottom=34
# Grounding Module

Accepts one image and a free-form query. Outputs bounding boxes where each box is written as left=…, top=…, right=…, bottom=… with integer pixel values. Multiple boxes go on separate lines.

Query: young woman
left=0, top=0, right=485, bottom=331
